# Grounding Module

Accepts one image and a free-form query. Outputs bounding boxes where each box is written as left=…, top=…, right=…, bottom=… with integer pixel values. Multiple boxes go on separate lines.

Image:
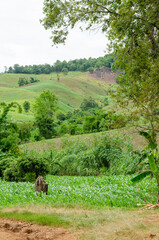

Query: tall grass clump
left=0, top=134, right=143, bottom=180
left=46, top=134, right=141, bottom=176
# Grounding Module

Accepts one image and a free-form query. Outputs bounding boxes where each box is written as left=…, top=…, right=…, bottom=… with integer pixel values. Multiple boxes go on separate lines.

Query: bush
left=35, top=116, right=56, bottom=139
left=80, top=97, right=99, bottom=111
left=23, top=101, right=30, bottom=113
left=18, top=122, right=33, bottom=142
left=48, top=135, right=135, bottom=176
left=0, top=151, right=14, bottom=177
left=3, top=152, right=49, bottom=182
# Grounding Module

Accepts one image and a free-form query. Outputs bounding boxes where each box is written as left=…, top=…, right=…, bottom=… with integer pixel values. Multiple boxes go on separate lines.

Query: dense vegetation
left=0, top=133, right=154, bottom=182
left=18, top=76, right=40, bottom=86
left=0, top=175, right=157, bottom=208
left=1, top=0, right=159, bottom=205
left=40, top=0, right=159, bottom=201
left=6, top=54, right=114, bottom=74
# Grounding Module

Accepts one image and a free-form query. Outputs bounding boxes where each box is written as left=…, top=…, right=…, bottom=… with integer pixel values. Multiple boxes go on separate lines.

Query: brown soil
left=90, top=71, right=117, bottom=84
left=0, top=218, right=77, bottom=240
left=1, top=209, right=159, bottom=240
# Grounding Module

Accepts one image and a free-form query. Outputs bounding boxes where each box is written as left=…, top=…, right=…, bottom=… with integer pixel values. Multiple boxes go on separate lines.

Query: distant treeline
left=7, top=54, right=114, bottom=74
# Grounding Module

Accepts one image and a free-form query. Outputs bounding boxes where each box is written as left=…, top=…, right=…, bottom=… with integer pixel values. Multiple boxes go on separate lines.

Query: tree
left=41, top=0, right=159, bottom=201
left=41, top=0, right=159, bottom=128
left=62, top=67, right=68, bottom=75
left=0, top=102, right=22, bottom=153
left=80, top=97, right=99, bottom=111
left=33, top=90, right=58, bottom=139
left=23, top=101, right=30, bottom=113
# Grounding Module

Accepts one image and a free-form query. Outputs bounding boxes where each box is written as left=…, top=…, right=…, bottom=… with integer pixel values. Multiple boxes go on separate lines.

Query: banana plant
left=131, top=131, right=159, bottom=202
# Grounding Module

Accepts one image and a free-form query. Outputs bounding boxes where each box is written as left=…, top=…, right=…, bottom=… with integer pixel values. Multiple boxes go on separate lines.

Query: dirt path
left=0, top=218, right=76, bottom=240
left=1, top=208, right=159, bottom=240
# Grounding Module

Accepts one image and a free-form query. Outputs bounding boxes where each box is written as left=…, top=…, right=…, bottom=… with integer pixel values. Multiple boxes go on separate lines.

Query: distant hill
left=6, top=54, right=114, bottom=74
left=0, top=71, right=116, bottom=121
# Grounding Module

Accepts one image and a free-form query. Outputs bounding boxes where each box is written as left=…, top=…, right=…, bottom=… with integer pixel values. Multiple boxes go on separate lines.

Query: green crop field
left=0, top=175, right=157, bottom=209
left=0, top=72, right=111, bottom=121
left=0, top=72, right=108, bottom=107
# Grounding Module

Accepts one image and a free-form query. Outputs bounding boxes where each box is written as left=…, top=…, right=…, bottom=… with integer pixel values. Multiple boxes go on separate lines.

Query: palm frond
left=131, top=170, right=152, bottom=183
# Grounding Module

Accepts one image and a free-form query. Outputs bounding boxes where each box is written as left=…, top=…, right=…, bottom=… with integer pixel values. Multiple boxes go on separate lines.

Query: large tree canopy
left=41, top=0, right=159, bottom=202
left=41, top=0, right=159, bottom=45
left=33, top=90, right=58, bottom=139
left=41, top=0, right=159, bottom=132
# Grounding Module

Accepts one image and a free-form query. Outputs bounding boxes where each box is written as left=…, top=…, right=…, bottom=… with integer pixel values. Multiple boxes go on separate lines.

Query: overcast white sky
left=0, top=0, right=108, bottom=72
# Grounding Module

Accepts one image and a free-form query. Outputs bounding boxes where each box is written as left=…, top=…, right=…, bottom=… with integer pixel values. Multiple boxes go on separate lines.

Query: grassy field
left=0, top=72, right=109, bottom=114
left=0, top=175, right=157, bottom=209
left=0, top=175, right=158, bottom=240
left=21, top=126, right=159, bottom=152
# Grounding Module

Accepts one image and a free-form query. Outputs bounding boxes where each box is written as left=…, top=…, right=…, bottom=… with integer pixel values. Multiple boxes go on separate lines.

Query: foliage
left=30, top=77, right=40, bottom=83
left=47, top=135, right=137, bottom=176
left=18, top=77, right=29, bottom=86
left=41, top=0, right=159, bottom=141
left=102, top=97, right=109, bottom=106
left=17, top=122, right=33, bottom=142
left=0, top=175, right=157, bottom=208
left=56, top=108, right=129, bottom=136
left=0, top=102, right=22, bottom=153
left=33, top=90, right=58, bottom=139
left=62, top=67, right=68, bottom=75
left=3, top=151, right=49, bottom=182
left=7, top=55, right=114, bottom=74
left=80, top=97, right=99, bottom=111
left=131, top=131, right=159, bottom=201
left=18, top=77, right=39, bottom=86
left=0, top=150, right=15, bottom=177
left=40, top=0, right=159, bottom=202
left=23, top=101, right=30, bottom=113
left=35, top=116, right=56, bottom=139
left=33, top=90, right=57, bottom=118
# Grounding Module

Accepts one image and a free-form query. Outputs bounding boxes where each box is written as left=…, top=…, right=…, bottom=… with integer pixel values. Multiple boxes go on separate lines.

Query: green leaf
left=139, top=131, right=149, bottom=139
left=140, top=131, right=157, bottom=150
left=148, top=154, right=157, bottom=172
left=131, top=171, right=152, bottom=183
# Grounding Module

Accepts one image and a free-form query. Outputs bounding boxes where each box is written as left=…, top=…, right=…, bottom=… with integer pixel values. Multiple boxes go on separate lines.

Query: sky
left=0, top=0, right=108, bottom=72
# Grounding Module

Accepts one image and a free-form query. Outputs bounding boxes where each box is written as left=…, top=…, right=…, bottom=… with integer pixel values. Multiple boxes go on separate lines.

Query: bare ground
left=0, top=218, right=78, bottom=240
left=1, top=207, right=159, bottom=240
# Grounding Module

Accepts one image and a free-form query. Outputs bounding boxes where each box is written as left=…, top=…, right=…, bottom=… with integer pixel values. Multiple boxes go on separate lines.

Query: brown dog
left=35, top=176, right=48, bottom=195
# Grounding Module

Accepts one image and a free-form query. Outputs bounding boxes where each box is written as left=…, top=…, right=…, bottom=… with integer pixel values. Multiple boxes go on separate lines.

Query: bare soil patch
left=90, top=71, right=117, bottom=84
left=1, top=207, right=159, bottom=240
left=0, top=218, right=77, bottom=240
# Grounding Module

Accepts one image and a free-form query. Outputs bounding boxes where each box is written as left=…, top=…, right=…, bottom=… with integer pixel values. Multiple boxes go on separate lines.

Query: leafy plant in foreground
left=131, top=131, right=159, bottom=202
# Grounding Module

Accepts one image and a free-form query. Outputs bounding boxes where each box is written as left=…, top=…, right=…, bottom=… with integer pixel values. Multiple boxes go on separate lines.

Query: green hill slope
left=0, top=72, right=111, bottom=116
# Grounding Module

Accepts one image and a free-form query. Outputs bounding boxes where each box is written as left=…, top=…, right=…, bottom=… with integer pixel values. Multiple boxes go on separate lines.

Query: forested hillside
left=6, top=54, right=114, bottom=74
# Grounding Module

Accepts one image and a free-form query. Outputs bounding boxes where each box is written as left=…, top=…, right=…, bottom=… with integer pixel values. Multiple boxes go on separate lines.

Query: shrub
left=0, top=151, right=14, bottom=177
left=80, top=97, right=99, bottom=111
left=3, top=152, right=49, bottom=182
left=35, top=116, right=56, bottom=139
left=23, top=101, right=30, bottom=113
left=48, top=135, right=133, bottom=176
left=18, top=122, right=33, bottom=142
